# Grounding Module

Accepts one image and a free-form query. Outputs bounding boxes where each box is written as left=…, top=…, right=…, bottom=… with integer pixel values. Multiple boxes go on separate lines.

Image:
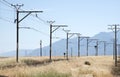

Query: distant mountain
left=36, top=31, right=114, bottom=56
left=0, top=49, right=33, bottom=57
left=0, top=31, right=118, bottom=57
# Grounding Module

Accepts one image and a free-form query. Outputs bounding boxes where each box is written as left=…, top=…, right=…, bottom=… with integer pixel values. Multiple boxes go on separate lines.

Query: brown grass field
left=0, top=56, right=116, bottom=77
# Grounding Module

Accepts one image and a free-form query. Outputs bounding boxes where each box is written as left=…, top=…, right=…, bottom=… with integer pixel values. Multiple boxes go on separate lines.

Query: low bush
left=84, top=61, right=91, bottom=65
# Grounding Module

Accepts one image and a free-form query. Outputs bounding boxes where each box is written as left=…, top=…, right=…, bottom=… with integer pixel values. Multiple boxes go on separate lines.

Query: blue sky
left=0, top=0, right=120, bottom=52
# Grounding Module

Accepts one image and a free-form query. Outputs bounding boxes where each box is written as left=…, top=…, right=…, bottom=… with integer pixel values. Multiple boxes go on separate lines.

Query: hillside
left=0, top=31, right=115, bottom=57
left=32, top=31, right=114, bottom=56
left=0, top=56, right=114, bottom=77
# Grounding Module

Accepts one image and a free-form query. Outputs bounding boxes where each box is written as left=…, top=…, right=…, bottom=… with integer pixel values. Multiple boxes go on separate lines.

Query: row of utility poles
left=8, top=3, right=118, bottom=67
left=10, top=4, right=83, bottom=62
left=11, top=4, right=108, bottom=62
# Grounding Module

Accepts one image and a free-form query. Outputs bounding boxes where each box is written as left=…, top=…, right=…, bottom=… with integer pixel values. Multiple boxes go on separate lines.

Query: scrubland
left=0, top=56, right=115, bottom=77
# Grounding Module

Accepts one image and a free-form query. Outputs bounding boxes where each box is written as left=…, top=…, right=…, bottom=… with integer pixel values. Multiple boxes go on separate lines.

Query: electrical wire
left=2, top=0, right=12, bottom=5
left=17, top=16, right=50, bottom=37
left=29, top=27, right=50, bottom=37
left=0, top=0, right=50, bottom=37
left=0, top=8, right=13, bottom=12
left=0, top=17, right=14, bottom=24
left=28, top=13, right=49, bottom=26
left=0, top=0, right=16, bottom=22
left=0, top=0, right=14, bottom=9
left=19, top=24, right=50, bottom=37
left=1, top=0, right=49, bottom=27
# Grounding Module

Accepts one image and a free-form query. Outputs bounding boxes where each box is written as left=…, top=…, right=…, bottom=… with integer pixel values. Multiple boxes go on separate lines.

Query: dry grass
left=0, top=56, right=114, bottom=77
left=111, top=58, right=120, bottom=77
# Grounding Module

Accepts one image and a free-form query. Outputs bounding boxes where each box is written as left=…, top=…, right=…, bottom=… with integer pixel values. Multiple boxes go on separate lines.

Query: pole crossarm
left=80, top=36, right=89, bottom=41
left=68, top=33, right=79, bottom=39
left=52, top=25, right=68, bottom=27
left=106, top=43, right=113, bottom=45
left=52, top=26, right=60, bottom=33
left=18, top=11, right=43, bottom=23
left=98, top=41, right=106, bottom=45
left=11, top=4, right=24, bottom=10
left=18, top=11, right=43, bottom=13
left=68, top=33, right=75, bottom=39
left=18, top=12, right=31, bottom=23
left=87, top=39, right=98, bottom=44
left=76, top=33, right=81, bottom=36
left=108, top=24, right=120, bottom=32
left=63, top=29, right=70, bottom=33
left=52, top=25, right=68, bottom=33
left=19, top=27, right=31, bottom=29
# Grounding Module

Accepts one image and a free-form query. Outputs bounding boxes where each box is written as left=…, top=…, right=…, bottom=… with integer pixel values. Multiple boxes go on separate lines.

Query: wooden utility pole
left=86, top=38, right=98, bottom=56
left=12, top=4, right=43, bottom=62
left=40, top=40, right=42, bottom=57
left=63, top=29, right=70, bottom=60
left=77, top=34, right=81, bottom=57
left=48, top=22, right=68, bottom=61
left=108, top=24, right=120, bottom=66
left=95, top=41, right=98, bottom=56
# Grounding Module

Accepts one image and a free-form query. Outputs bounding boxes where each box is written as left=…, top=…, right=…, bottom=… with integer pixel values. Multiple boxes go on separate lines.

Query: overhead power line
left=0, top=17, right=14, bottom=23
left=19, top=26, right=49, bottom=37
left=2, top=0, right=12, bottom=5
left=0, top=0, right=14, bottom=9
left=35, top=14, right=48, bottom=25
left=1, top=0, right=49, bottom=27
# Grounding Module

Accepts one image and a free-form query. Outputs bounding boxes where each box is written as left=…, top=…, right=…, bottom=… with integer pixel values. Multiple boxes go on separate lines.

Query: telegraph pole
left=66, top=32, right=69, bottom=60
left=12, top=4, right=23, bottom=63
left=78, top=36, right=89, bottom=56
left=63, top=29, right=80, bottom=60
left=87, top=39, right=98, bottom=56
left=95, top=41, right=98, bottom=56
left=63, top=29, right=70, bottom=60
left=49, top=21, right=55, bottom=61
left=87, top=38, right=89, bottom=56
left=106, top=43, right=114, bottom=58
left=48, top=22, right=68, bottom=61
left=78, top=35, right=80, bottom=57
left=97, top=41, right=106, bottom=56
left=40, top=40, right=42, bottom=57
left=76, top=34, right=81, bottom=57
left=108, top=24, right=120, bottom=66
left=67, top=33, right=79, bottom=59
left=12, top=4, right=43, bottom=62
left=103, top=41, right=106, bottom=56
left=113, top=39, right=115, bottom=59
left=115, top=25, right=117, bottom=64
left=71, top=47, right=73, bottom=57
